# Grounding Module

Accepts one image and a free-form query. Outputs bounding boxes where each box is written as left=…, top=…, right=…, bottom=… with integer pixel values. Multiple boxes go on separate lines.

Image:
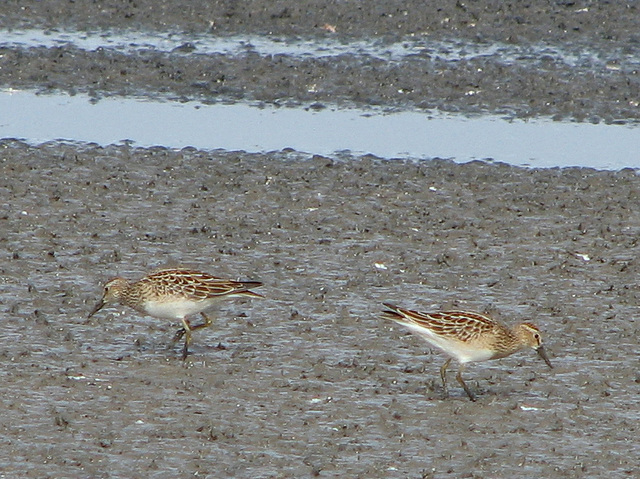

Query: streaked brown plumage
left=88, top=268, right=263, bottom=359
left=382, top=302, right=552, bottom=401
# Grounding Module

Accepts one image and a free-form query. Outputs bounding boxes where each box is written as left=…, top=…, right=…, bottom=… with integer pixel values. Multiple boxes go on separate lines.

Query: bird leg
left=172, top=314, right=212, bottom=359
left=456, top=365, right=476, bottom=402
left=440, top=358, right=452, bottom=397
left=190, top=312, right=212, bottom=332
left=172, top=313, right=212, bottom=342
left=177, top=318, right=192, bottom=360
left=172, top=327, right=186, bottom=344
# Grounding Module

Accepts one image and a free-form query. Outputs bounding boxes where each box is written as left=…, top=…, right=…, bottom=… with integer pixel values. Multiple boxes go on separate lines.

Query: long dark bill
left=87, top=300, right=105, bottom=319
left=536, top=345, right=553, bottom=369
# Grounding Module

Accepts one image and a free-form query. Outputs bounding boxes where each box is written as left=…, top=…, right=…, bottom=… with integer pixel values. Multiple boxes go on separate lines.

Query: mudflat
left=1, top=1, right=639, bottom=478
left=1, top=1, right=639, bottom=121
left=2, top=143, right=638, bottom=477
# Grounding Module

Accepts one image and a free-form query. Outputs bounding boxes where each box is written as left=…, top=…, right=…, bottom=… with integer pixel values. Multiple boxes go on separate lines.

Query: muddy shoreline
left=3, top=0, right=639, bottom=43
left=1, top=1, right=639, bottom=121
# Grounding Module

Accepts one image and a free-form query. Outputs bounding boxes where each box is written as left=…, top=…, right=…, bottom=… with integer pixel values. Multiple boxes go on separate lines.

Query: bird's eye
left=534, top=333, right=540, bottom=340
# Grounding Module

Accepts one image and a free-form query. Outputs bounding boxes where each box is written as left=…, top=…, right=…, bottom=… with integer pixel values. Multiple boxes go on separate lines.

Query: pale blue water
left=1, top=29, right=638, bottom=170
left=1, top=89, right=639, bottom=170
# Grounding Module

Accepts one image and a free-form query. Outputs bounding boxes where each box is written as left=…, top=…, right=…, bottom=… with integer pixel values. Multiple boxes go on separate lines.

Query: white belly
left=141, top=298, right=219, bottom=320
left=401, top=323, right=495, bottom=364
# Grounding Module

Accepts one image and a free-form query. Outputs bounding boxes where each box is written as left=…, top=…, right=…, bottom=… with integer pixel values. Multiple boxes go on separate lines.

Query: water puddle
left=0, top=28, right=634, bottom=70
left=1, top=89, right=638, bottom=169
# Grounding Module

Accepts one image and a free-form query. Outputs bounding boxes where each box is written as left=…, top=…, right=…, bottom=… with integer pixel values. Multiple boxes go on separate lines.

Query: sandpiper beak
left=88, top=299, right=105, bottom=319
left=536, top=345, right=553, bottom=369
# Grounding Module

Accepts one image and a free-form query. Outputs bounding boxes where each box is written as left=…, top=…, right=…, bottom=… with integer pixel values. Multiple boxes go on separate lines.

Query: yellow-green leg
left=172, top=313, right=212, bottom=359
left=191, top=312, right=212, bottom=332
left=440, top=358, right=452, bottom=397
left=456, top=365, right=476, bottom=402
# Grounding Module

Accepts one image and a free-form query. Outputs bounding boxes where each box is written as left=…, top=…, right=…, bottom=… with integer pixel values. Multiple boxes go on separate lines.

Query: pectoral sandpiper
left=88, top=268, right=263, bottom=359
left=381, top=302, right=552, bottom=401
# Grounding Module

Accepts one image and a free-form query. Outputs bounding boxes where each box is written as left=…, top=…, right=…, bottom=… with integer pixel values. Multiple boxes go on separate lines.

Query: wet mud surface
left=1, top=141, right=639, bottom=477
left=1, top=1, right=640, bottom=122
left=1, top=1, right=640, bottom=478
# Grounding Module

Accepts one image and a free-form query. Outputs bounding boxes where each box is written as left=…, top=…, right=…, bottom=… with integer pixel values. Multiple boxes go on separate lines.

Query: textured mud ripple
left=0, top=140, right=638, bottom=477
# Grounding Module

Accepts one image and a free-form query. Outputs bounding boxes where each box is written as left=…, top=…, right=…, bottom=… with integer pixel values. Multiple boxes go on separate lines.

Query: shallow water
left=3, top=28, right=633, bottom=69
left=2, top=89, right=639, bottom=169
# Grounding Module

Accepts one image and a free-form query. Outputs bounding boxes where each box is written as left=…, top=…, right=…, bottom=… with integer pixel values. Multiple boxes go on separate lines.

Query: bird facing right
left=381, top=302, right=553, bottom=401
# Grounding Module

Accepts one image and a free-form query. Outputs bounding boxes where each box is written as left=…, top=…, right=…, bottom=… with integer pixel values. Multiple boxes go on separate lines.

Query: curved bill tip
left=536, top=345, right=553, bottom=369
left=87, top=300, right=105, bottom=319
